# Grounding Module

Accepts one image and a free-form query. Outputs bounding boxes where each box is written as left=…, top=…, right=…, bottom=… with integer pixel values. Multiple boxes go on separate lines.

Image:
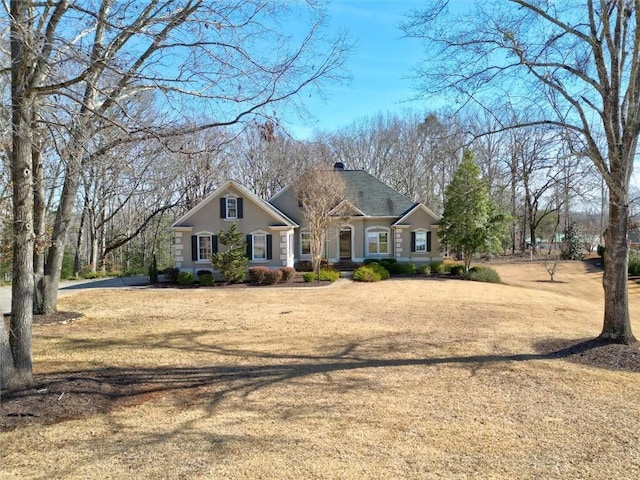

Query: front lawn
left=2, top=261, right=639, bottom=479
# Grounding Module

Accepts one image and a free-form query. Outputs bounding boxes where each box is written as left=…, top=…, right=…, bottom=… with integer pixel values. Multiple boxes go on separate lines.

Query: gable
left=393, top=203, right=441, bottom=227
left=172, top=180, right=297, bottom=229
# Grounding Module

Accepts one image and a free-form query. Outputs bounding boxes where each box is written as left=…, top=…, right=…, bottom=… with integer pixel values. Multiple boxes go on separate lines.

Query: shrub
left=302, top=267, right=340, bottom=283
left=449, top=264, right=464, bottom=276
left=164, top=267, right=180, bottom=283
left=353, top=266, right=381, bottom=282
left=464, top=267, right=501, bottom=283
left=280, top=267, right=296, bottom=283
left=363, top=258, right=380, bottom=265
left=417, top=264, right=431, bottom=276
left=248, top=266, right=269, bottom=284
left=401, top=262, right=416, bottom=275
left=320, top=267, right=340, bottom=282
left=387, top=262, right=404, bottom=274
left=629, top=251, right=640, bottom=276
left=263, top=269, right=283, bottom=285
left=78, top=268, right=110, bottom=279
left=177, top=271, right=194, bottom=285
left=379, top=258, right=397, bottom=267
left=430, top=261, right=445, bottom=274
left=198, top=273, right=214, bottom=286
left=362, top=262, right=389, bottom=280
left=294, top=260, right=313, bottom=272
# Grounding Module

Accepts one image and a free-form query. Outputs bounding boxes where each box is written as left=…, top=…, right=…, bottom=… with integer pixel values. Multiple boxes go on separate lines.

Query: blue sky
left=286, top=0, right=440, bottom=139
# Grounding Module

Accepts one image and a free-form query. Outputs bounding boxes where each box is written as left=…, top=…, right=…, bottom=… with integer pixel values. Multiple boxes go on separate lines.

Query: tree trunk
left=33, top=144, right=46, bottom=314
left=600, top=192, right=636, bottom=344
left=0, top=310, right=17, bottom=391
left=9, top=1, right=35, bottom=386
left=39, top=145, right=83, bottom=314
left=73, top=202, right=87, bottom=277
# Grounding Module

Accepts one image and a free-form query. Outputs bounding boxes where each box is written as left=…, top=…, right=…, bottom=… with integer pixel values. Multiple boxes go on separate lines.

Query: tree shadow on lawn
left=3, top=335, right=637, bottom=432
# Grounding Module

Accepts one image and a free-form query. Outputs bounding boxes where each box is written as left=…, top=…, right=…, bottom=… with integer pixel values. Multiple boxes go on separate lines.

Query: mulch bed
left=535, top=337, right=640, bottom=373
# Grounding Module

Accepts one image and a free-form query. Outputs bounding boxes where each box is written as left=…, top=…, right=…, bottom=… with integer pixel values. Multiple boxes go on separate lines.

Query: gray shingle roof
left=339, top=170, right=416, bottom=217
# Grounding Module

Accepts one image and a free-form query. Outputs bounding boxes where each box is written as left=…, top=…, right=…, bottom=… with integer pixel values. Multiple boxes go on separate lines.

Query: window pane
left=227, top=198, right=237, bottom=218
left=199, top=236, right=212, bottom=260
left=416, top=231, right=427, bottom=252
left=301, top=233, right=311, bottom=255
left=367, top=232, right=378, bottom=254
left=379, top=232, right=388, bottom=253
left=253, top=234, right=266, bottom=260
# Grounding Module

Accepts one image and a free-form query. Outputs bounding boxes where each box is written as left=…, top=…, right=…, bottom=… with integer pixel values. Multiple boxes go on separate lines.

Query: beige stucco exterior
left=172, top=182, right=296, bottom=278
left=173, top=176, right=442, bottom=277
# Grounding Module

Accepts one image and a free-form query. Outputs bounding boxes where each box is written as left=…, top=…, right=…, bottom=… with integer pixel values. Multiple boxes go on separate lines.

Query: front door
left=339, top=229, right=352, bottom=260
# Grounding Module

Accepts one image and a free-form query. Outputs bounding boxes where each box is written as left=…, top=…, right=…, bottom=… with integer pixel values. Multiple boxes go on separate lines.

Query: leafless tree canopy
left=1, top=0, right=351, bottom=388
left=404, top=0, right=639, bottom=343
left=293, top=164, right=347, bottom=272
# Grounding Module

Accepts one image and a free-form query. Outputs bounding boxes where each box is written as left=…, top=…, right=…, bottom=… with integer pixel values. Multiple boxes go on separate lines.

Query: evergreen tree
left=211, top=224, right=248, bottom=284
left=439, top=150, right=507, bottom=272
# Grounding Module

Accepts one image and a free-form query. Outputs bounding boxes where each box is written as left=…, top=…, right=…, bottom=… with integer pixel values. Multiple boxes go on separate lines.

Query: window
left=198, top=235, right=212, bottom=261
left=253, top=234, right=267, bottom=260
left=300, top=232, right=311, bottom=255
left=415, top=231, right=427, bottom=253
left=367, top=231, right=389, bottom=255
left=226, top=197, right=238, bottom=219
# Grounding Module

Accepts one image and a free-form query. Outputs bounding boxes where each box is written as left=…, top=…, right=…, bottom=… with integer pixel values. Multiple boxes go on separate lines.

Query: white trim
left=195, top=232, right=214, bottom=263
left=251, top=232, right=268, bottom=261
left=414, top=229, right=429, bottom=253
left=225, top=197, right=238, bottom=220
left=365, top=225, right=391, bottom=256
left=329, top=200, right=365, bottom=217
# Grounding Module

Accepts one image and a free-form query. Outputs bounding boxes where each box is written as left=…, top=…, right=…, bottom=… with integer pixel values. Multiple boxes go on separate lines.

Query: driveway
left=0, top=276, right=150, bottom=315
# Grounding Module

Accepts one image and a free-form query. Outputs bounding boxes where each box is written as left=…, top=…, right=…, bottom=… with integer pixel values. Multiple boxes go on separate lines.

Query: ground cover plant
left=2, top=261, right=640, bottom=479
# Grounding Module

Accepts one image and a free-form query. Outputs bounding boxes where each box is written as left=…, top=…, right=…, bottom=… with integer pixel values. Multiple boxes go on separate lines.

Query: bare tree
left=293, top=163, right=347, bottom=272
left=231, top=121, right=311, bottom=199
left=3, top=0, right=350, bottom=388
left=405, top=0, right=639, bottom=343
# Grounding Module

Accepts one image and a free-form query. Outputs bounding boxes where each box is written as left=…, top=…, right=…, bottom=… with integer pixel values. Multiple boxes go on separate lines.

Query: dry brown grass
left=2, top=261, right=640, bottom=479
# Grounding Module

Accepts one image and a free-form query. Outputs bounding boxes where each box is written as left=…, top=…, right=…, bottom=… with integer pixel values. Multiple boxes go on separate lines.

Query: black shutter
left=212, top=235, right=218, bottom=254
left=267, top=234, right=273, bottom=260
left=237, top=198, right=243, bottom=219
left=220, top=197, right=226, bottom=218
left=246, top=235, right=252, bottom=259
left=191, top=235, right=198, bottom=261
left=411, top=232, right=416, bottom=253
left=427, top=232, right=432, bottom=252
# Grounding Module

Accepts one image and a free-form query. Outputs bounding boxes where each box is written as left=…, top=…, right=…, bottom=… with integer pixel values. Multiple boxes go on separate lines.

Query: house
left=171, top=163, right=441, bottom=278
